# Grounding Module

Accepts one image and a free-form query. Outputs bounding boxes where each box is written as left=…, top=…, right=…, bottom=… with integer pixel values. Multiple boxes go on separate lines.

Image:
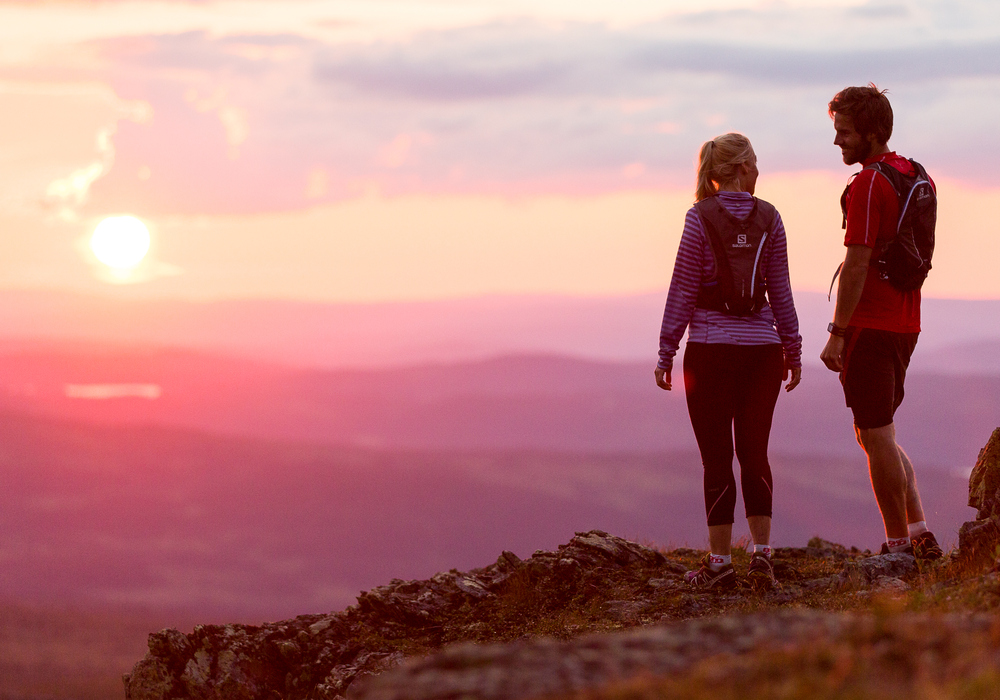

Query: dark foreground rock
left=351, top=610, right=997, bottom=700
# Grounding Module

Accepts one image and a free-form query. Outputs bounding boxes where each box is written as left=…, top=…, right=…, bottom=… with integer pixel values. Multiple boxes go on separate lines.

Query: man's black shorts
left=841, top=327, right=919, bottom=430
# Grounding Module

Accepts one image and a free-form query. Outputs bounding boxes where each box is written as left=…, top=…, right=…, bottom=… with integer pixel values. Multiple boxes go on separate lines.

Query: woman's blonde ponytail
left=695, top=140, right=718, bottom=202
left=694, top=133, right=754, bottom=202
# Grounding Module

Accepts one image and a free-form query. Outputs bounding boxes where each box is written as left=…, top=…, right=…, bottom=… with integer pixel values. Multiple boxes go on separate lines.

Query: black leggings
left=683, top=343, right=783, bottom=526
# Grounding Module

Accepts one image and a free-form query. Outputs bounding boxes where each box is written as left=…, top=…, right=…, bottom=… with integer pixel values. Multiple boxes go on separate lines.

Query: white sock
left=753, top=544, right=772, bottom=558
left=908, top=521, right=928, bottom=539
left=887, top=536, right=910, bottom=553
left=708, top=553, right=731, bottom=571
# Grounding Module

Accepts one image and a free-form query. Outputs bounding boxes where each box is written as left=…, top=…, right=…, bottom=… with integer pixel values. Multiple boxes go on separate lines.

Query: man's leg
left=846, top=329, right=923, bottom=547
left=856, top=425, right=928, bottom=529
left=857, top=422, right=909, bottom=540
left=899, top=443, right=942, bottom=558
left=898, top=444, right=927, bottom=525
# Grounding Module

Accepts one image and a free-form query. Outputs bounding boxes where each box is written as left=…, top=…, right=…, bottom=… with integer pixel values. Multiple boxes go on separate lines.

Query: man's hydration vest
left=840, top=159, right=936, bottom=292
left=694, top=196, right=776, bottom=316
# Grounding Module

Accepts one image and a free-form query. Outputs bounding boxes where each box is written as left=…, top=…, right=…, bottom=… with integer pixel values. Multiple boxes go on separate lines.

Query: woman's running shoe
left=746, top=552, right=777, bottom=590
left=684, top=555, right=737, bottom=590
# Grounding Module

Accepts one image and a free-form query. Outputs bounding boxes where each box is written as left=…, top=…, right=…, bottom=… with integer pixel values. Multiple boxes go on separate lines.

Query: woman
left=654, top=132, right=802, bottom=590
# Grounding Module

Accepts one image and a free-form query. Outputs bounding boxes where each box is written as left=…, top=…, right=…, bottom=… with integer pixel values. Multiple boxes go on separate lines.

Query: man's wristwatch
left=827, top=322, right=847, bottom=337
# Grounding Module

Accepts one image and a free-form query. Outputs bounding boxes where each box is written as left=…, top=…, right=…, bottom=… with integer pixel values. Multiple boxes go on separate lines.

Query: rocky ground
left=124, top=428, right=1000, bottom=700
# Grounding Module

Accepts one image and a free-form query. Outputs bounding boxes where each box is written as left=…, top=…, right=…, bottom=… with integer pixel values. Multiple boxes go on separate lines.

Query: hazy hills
left=0, top=410, right=972, bottom=623
left=0, top=345, right=985, bottom=620
left=1, top=343, right=996, bottom=464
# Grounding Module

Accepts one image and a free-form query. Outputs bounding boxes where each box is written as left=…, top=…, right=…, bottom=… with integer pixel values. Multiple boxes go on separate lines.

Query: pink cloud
left=6, top=17, right=991, bottom=218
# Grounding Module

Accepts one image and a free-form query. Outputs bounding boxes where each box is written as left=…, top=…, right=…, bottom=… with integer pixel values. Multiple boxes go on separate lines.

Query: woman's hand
left=784, top=360, right=802, bottom=392
left=654, top=366, right=672, bottom=391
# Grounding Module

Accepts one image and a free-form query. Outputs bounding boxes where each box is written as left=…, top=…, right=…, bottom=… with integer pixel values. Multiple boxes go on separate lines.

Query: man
left=820, top=84, right=942, bottom=559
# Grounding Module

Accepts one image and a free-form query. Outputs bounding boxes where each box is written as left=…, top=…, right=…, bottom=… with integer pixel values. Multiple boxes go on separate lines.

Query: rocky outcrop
left=959, top=427, right=1000, bottom=562
left=125, top=530, right=892, bottom=700
left=124, top=531, right=675, bottom=700
left=126, top=522, right=958, bottom=700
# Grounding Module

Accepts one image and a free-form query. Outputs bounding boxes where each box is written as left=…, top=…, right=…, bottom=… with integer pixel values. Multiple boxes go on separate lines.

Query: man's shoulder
left=847, top=161, right=898, bottom=199
left=864, top=152, right=927, bottom=178
left=861, top=154, right=936, bottom=196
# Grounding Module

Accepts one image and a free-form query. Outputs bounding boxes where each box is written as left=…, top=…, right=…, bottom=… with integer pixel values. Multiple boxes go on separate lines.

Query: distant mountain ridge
left=0, top=344, right=996, bottom=466
left=1, top=289, right=999, bottom=372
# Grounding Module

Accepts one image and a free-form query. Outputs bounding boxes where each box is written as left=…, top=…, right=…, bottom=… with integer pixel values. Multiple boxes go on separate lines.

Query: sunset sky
left=2, top=0, right=999, bottom=303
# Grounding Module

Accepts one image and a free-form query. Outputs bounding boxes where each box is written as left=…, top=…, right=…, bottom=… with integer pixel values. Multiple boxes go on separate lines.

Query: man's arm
left=820, top=244, right=872, bottom=372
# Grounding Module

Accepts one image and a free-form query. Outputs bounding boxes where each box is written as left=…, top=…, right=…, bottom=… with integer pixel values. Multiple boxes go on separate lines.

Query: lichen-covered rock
left=969, top=427, right=1000, bottom=519
left=123, top=656, right=174, bottom=700
left=568, top=530, right=666, bottom=567
left=871, top=576, right=910, bottom=595
left=837, top=552, right=916, bottom=589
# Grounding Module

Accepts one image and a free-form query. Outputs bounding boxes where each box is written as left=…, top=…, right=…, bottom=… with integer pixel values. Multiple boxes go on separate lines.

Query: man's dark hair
left=829, top=84, right=893, bottom=145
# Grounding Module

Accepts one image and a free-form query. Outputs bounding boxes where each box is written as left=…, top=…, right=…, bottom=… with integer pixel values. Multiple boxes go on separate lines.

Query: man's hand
left=823, top=244, right=868, bottom=374
left=784, top=361, right=802, bottom=392
left=821, top=334, right=846, bottom=372
left=654, top=366, right=672, bottom=391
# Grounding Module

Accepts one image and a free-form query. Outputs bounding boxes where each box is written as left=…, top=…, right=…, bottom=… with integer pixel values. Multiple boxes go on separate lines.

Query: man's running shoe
left=684, top=555, right=737, bottom=590
left=911, top=531, right=944, bottom=560
left=746, top=552, right=777, bottom=590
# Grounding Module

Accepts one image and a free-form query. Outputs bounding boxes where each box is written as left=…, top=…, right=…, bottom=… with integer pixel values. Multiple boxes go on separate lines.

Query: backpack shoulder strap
left=693, top=197, right=733, bottom=287
left=864, top=160, right=905, bottom=197
left=841, top=171, right=862, bottom=229
left=752, top=198, right=777, bottom=233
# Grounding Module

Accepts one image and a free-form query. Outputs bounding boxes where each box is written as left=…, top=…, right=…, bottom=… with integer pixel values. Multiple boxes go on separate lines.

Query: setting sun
left=90, top=216, right=151, bottom=270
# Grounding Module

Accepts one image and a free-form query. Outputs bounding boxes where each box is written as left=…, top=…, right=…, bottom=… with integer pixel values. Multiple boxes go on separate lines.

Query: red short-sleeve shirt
left=842, top=152, right=927, bottom=333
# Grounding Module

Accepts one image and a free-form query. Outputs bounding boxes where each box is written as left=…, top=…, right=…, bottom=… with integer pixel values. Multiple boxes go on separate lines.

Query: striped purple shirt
left=657, top=191, right=802, bottom=372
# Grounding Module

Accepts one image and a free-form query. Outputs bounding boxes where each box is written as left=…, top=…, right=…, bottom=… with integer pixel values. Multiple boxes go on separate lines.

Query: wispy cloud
left=6, top=1, right=1000, bottom=217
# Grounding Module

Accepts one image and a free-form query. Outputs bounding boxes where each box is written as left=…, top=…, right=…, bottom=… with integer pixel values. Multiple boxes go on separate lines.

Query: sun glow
left=90, top=215, right=150, bottom=270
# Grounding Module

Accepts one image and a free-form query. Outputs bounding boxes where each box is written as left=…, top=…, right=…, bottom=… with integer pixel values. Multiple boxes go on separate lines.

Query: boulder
left=969, top=427, right=1000, bottom=519
left=958, top=428, right=1000, bottom=563
left=837, top=553, right=916, bottom=589
left=958, top=517, right=1000, bottom=562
